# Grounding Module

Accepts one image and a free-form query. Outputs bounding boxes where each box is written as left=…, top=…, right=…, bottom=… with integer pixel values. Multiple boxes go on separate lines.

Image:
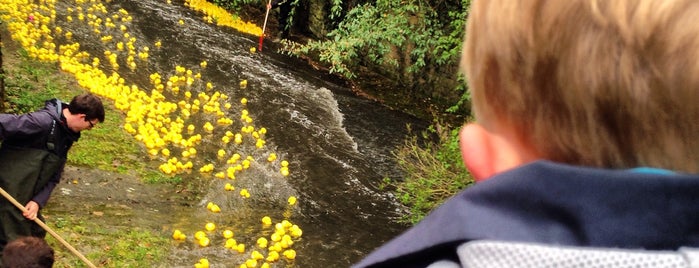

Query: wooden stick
left=259, top=0, right=273, bottom=51
left=0, top=187, right=97, bottom=268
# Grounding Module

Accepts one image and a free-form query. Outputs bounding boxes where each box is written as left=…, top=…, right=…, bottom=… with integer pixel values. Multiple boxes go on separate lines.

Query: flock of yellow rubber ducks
left=0, top=0, right=302, bottom=267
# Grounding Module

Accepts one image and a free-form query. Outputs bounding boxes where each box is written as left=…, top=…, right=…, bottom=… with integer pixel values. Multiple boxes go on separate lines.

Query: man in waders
left=0, top=93, right=104, bottom=262
left=269, top=0, right=292, bottom=39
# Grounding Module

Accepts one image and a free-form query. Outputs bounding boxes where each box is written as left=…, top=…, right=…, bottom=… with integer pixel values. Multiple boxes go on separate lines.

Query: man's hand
left=22, top=201, right=39, bottom=220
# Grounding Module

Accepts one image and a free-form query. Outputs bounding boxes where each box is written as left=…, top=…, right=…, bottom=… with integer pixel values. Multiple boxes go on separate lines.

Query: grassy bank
left=1, top=37, right=173, bottom=266
left=387, top=123, right=474, bottom=224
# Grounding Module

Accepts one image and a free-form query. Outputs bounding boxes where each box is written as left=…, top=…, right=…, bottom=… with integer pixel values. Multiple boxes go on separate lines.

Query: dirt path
left=47, top=165, right=192, bottom=231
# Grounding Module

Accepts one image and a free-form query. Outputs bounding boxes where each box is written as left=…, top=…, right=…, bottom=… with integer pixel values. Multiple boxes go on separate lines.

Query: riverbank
left=0, top=26, right=181, bottom=266
left=237, top=4, right=468, bottom=126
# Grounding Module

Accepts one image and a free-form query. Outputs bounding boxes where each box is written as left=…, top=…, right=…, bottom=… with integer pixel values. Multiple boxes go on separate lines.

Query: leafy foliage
left=289, top=0, right=469, bottom=76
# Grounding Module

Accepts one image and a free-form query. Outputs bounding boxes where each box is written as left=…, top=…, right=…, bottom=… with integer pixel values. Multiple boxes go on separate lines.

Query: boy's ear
left=459, top=123, right=538, bottom=182
left=459, top=124, right=497, bottom=182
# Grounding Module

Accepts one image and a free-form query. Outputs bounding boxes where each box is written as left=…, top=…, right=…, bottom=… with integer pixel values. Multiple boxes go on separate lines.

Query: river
left=16, top=0, right=428, bottom=267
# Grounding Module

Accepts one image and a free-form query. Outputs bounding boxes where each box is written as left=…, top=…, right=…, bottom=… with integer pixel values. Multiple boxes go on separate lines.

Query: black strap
left=46, top=120, right=56, bottom=151
left=46, top=100, right=61, bottom=152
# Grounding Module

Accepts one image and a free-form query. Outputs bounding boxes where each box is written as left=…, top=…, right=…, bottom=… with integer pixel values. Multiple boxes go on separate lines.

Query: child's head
left=460, top=0, right=699, bottom=179
left=2, top=236, right=54, bottom=268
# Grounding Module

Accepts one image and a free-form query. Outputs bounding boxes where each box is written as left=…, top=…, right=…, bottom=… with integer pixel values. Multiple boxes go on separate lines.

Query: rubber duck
left=205, top=222, right=216, bottom=231
left=265, top=251, right=279, bottom=262
left=251, top=250, right=264, bottom=260
left=194, top=231, right=206, bottom=240
left=289, top=225, right=303, bottom=238
left=225, top=183, right=235, bottom=191
left=283, top=249, right=296, bottom=260
left=194, top=259, right=209, bottom=268
left=270, top=233, right=281, bottom=242
left=172, top=229, right=186, bottom=240
left=240, top=189, right=250, bottom=198
left=223, top=229, right=234, bottom=239
left=245, top=259, right=257, bottom=268
left=198, top=237, right=210, bottom=247
left=225, top=238, right=237, bottom=249
left=236, top=243, right=246, bottom=253
left=261, top=216, right=272, bottom=226
left=267, top=153, right=277, bottom=162
left=195, top=258, right=210, bottom=268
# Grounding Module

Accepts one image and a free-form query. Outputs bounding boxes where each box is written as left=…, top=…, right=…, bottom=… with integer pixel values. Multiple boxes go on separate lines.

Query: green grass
left=46, top=215, right=168, bottom=268
left=387, top=123, right=475, bottom=224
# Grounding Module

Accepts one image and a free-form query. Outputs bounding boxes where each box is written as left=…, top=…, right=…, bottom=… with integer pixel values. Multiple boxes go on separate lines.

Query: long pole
left=0, top=187, right=97, bottom=268
left=259, top=0, right=273, bottom=52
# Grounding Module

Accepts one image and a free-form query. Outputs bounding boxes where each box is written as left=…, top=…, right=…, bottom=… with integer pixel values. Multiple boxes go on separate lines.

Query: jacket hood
left=44, top=98, right=78, bottom=141
left=43, top=98, right=63, bottom=121
left=356, top=161, right=699, bottom=267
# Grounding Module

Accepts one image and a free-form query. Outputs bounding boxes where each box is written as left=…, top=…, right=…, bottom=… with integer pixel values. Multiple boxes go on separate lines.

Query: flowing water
left=33, top=0, right=428, bottom=267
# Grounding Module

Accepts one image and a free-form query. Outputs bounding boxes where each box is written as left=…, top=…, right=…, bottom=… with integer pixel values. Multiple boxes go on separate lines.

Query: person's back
left=354, top=0, right=699, bottom=267
left=2, top=236, right=54, bottom=268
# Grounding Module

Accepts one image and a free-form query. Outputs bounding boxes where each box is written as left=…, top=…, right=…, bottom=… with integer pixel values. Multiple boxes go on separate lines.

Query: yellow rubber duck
left=210, top=204, right=221, bottom=213
left=223, top=229, right=234, bottom=239
left=240, top=189, right=250, bottom=198
left=245, top=259, right=257, bottom=268
left=266, top=251, right=279, bottom=262
left=195, top=258, right=209, bottom=268
left=172, top=229, right=186, bottom=240
left=194, top=231, right=206, bottom=240
left=225, top=238, right=237, bottom=248
left=283, top=249, right=296, bottom=260
left=261, top=216, right=272, bottom=226
left=205, top=222, right=216, bottom=232
left=198, top=237, right=210, bottom=247
left=251, top=250, right=264, bottom=260
left=236, top=243, right=246, bottom=253
left=256, top=237, right=268, bottom=248
left=224, top=183, right=235, bottom=191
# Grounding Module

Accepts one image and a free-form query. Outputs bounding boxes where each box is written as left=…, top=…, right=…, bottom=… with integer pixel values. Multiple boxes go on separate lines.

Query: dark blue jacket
left=0, top=99, right=79, bottom=207
left=354, top=161, right=699, bottom=267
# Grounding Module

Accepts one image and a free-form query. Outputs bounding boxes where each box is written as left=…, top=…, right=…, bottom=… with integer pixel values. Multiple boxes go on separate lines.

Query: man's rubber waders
left=0, top=145, right=62, bottom=255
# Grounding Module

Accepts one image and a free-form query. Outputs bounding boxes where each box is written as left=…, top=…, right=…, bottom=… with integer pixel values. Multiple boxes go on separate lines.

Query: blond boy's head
left=460, top=0, right=699, bottom=178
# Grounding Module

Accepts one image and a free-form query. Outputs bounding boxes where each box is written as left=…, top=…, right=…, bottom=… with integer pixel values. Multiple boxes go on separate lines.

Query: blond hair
left=462, top=0, right=699, bottom=172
